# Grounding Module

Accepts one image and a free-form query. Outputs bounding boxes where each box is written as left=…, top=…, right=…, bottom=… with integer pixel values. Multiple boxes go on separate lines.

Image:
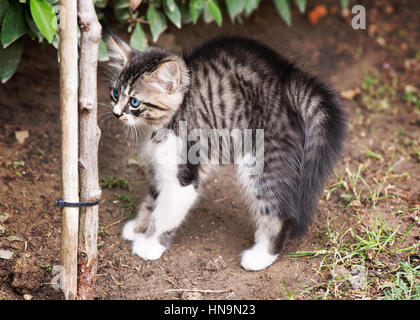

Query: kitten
left=105, top=35, right=346, bottom=271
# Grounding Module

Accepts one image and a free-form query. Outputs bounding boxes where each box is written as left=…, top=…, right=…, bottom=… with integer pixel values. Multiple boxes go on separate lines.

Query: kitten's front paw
left=132, top=233, right=166, bottom=260
left=240, top=245, right=278, bottom=271
left=122, top=219, right=138, bottom=241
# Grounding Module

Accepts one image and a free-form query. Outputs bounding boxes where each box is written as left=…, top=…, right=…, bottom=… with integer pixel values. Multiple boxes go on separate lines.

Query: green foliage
left=130, top=22, right=148, bottom=51
left=163, top=0, right=182, bottom=28
left=0, top=38, right=23, bottom=83
left=100, top=176, right=129, bottom=189
left=380, top=261, right=420, bottom=300
left=0, top=0, right=351, bottom=83
left=1, top=1, right=28, bottom=48
left=273, top=0, right=291, bottom=26
left=29, top=0, right=57, bottom=43
left=147, top=4, right=167, bottom=42
left=207, top=0, right=222, bottom=26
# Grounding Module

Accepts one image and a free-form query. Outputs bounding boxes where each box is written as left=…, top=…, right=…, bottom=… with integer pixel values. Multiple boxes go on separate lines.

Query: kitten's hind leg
left=241, top=214, right=281, bottom=271
left=238, top=159, right=295, bottom=271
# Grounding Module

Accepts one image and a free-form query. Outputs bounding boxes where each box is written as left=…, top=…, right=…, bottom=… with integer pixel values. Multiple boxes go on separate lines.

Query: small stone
left=366, top=249, right=375, bottom=260
left=377, top=37, right=386, bottom=47
left=23, top=294, right=33, bottom=300
left=350, top=265, right=367, bottom=290
left=205, top=256, right=227, bottom=272
left=0, top=249, right=14, bottom=260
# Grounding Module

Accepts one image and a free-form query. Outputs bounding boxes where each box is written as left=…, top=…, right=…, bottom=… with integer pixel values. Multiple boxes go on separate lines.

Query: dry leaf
left=341, top=88, right=361, bottom=100
left=0, top=212, right=10, bottom=223
left=308, top=5, right=328, bottom=25
left=7, top=235, right=23, bottom=242
left=15, top=130, right=29, bottom=144
left=130, top=0, right=142, bottom=12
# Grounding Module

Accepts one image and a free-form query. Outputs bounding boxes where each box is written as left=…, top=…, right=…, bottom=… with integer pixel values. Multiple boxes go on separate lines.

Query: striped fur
left=108, top=36, right=346, bottom=270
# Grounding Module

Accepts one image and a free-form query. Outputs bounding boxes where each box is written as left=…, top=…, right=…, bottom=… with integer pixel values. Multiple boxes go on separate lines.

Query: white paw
left=132, top=233, right=166, bottom=261
left=240, top=245, right=278, bottom=271
left=122, top=219, right=138, bottom=241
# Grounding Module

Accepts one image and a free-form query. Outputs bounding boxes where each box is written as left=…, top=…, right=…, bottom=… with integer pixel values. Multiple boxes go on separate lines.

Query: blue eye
left=111, top=88, right=119, bottom=100
left=130, top=97, right=141, bottom=108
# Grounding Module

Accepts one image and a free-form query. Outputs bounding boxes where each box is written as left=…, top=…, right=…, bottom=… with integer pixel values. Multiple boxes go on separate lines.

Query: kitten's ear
left=150, top=61, right=181, bottom=93
left=105, top=35, right=132, bottom=68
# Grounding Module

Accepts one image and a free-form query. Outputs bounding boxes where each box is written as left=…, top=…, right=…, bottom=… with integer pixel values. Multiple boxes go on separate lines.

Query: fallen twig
left=164, top=288, right=229, bottom=294
left=104, top=218, right=126, bottom=230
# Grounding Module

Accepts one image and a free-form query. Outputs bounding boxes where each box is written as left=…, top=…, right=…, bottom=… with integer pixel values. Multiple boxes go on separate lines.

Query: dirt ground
left=0, top=1, right=419, bottom=300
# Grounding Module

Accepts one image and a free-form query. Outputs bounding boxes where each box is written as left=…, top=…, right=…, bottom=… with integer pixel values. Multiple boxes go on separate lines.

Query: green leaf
left=179, top=1, right=193, bottom=24
left=25, top=7, right=43, bottom=41
left=149, top=0, right=161, bottom=8
left=189, top=0, right=204, bottom=24
left=340, top=0, right=349, bottom=9
left=225, top=0, right=245, bottom=20
left=98, top=39, right=109, bottom=62
left=273, top=0, right=291, bottom=26
left=0, top=38, right=23, bottom=83
left=114, top=0, right=130, bottom=22
left=147, top=5, right=167, bottom=42
left=114, top=0, right=129, bottom=8
left=207, top=0, right=222, bottom=26
left=1, top=2, right=28, bottom=48
left=294, top=0, right=306, bottom=14
left=130, top=22, right=148, bottom=51
left=244, top=0, right=260, bottom=14
left=94, top=0, right=109, bottom=8
left=163, top=0, right=181, bottom=29
left=203, top=3, right=213, bottom=23
left=29, top=0, right=57, bottom=43
left=0, top=0, right=9, bottom=25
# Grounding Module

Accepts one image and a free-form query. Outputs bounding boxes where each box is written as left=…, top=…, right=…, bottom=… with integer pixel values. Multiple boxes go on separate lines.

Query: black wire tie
left=54, top=197, right=100, bottom=208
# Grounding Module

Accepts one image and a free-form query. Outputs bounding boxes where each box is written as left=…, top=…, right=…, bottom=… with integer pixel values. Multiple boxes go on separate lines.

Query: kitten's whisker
left=98, top=102, right=113, bottom=108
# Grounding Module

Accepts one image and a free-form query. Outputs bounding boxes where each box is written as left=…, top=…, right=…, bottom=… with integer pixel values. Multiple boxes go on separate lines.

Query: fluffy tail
left=289, top=76, right=347, bottom=237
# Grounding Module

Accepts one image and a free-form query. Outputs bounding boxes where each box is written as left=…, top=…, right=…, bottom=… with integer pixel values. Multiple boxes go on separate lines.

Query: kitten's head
left=106, top=36, right=189, bottom=128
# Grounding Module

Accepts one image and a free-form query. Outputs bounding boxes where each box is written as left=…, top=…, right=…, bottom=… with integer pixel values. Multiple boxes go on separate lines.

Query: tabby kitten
left=106, top=35, right=346, bottom=271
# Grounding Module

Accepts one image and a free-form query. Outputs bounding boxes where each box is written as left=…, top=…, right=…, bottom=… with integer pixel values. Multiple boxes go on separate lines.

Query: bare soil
left=0, top=1, right=419, bottom=300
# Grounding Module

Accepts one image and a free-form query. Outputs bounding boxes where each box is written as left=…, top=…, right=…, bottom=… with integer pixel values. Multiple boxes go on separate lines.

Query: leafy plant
left=100, top=176, right=129, bottom=189
left=380, top=261, right=420, bottom=300
left=0, top=0, right=351, bottom=83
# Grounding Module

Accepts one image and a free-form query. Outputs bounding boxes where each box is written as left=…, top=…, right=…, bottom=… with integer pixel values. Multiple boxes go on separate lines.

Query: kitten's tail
left=290, top=77, right=346, bottom=237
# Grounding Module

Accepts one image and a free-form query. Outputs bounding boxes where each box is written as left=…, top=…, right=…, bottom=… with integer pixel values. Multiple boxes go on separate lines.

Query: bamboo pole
left=77, top=0, right=102, bottom=300
left=59, top=0, right=79, bottom=300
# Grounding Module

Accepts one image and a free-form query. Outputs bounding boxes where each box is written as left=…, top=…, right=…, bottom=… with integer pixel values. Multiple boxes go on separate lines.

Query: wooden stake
left=59, top=0, right=79, bottom=300
left=77, top=0, right=102, bottom=300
